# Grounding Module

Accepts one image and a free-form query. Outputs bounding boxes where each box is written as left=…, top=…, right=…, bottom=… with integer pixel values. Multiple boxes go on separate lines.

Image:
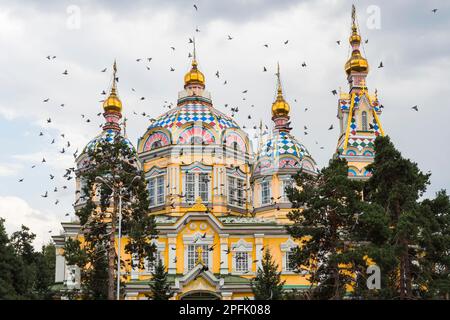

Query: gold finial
left=276, top=62, right=282, bottom=93
left=351, top=4, right=356, bottom=29
left=103, top=60, right=122, bottom=112
left=193, top=36, right=197, bottom=64
left=271, top=62, right=290, bottom=117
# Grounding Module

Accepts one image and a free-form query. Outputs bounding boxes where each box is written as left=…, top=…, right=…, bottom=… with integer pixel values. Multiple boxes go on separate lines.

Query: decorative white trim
left=280, top=238, right=298, bottom=252
left=231, top=239, right=253, bottom=252
left=183, top=232, right=214, bottom=274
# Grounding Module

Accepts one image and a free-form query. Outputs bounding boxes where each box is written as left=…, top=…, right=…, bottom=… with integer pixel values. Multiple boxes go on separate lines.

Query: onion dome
left=271, top=63, right=290, bottom=118
left=345, top=6, right=369, bottom=75
left=184, top=59, right=205, bottom=88
left=84, top=130, right=136, bottom=154
left=254, top=131, right=317, bottom=176
left=103, top=61, right=122, bottom=112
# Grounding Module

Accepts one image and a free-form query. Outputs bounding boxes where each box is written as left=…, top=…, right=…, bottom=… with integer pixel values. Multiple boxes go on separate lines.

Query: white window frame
left=148, top=174, right=165, bottom=207
left=227, top=176, right=245, bottom=207
left=280, top=176, right=294, bottom=203
left=146, top=251, right=164, bottom=274
left=280, top=238, right=298, bottom=274
left=132, top=241, right=166, bottom=277
left=232, top=239, right=253, bottom=275
left=261, top=180, right=271, bottom=205
left=184, top=172, right=210, bottom=203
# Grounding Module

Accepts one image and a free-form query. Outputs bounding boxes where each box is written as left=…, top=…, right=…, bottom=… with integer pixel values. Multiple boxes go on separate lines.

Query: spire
left=102, top=60, right=122, bottom=132
left=184, top=37, right=205, bottom=88
left=345, top=4, right=369, bottom=77
left=271, top=63, right=291, bottom=132
left=276, top=62, right=282, bottom=95
left=271, top=63, right=290, bottom=118
left=103, top=60, right=122, bottom=113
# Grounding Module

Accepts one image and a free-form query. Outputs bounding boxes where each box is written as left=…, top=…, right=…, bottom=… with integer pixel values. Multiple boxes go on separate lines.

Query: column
left=168, top=234, right=177, bottom=274
left=255, top=234, right=264, bottom=271
left=220, top=234, right=229, bottom=275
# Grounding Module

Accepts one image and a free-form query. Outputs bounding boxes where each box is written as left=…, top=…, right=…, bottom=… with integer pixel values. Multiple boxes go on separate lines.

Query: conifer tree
left=365, top=136, right=431, bottom=299
left=286, top=158, right=365, bottom=299
left=149, top=258, right=172, bottom=300
left=63, top=133, right=158, bottom=299
left=251, top=249, right=285, bottom=300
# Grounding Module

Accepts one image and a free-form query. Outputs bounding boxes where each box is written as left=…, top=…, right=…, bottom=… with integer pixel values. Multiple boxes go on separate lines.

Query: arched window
left=232, top=142, right=238, bottom=161
left=150, top=141, right=162, bottom=150
left=361, top=111, right=368, bottom=131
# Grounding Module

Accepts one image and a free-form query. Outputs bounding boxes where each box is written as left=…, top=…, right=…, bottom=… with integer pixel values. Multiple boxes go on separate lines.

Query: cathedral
left=52, top=6, right=384, bottom=300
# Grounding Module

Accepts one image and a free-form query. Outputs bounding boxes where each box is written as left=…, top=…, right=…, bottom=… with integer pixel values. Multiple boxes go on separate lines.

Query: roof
left=254, top=131, right=317, bottom=175
left=147, top=102, right=239, bottom=132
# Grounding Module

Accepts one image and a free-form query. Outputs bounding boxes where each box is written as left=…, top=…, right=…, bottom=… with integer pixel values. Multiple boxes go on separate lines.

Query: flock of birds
left=15, top=3, right=437, bottom=235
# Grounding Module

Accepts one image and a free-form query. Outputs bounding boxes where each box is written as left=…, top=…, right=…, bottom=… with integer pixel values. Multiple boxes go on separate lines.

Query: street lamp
left=95, top=175, right=141, bottom=300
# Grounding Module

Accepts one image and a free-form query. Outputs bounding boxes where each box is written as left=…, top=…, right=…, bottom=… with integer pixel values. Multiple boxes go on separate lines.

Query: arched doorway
left=179, top=290, right=221, bottom=300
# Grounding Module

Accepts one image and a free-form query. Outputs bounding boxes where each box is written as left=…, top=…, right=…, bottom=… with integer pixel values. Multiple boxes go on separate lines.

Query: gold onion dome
left=103, top=87, right=122, bottom=112
left=184, top=58, right=205, bottom=87
left=271, top=64, right=290, bottom=117
left=345, top=10, right=369, bottom=75
left=103, top=61, right=122, bottom=112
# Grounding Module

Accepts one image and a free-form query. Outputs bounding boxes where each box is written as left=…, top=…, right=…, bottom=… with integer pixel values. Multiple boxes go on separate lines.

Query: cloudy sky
left=0, top=0, right=449, bottom=248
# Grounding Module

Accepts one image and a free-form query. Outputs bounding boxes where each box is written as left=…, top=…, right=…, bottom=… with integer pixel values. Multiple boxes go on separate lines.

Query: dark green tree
left=416, top=190, right=450, bottom=299
left=149, top=258, right=172, bottom=300
left=0, top=220, right=56, bottom=299
left=0, top=218, right=21, bottom=299
left=286, top=158, right=365, bottom=299
left=34, top=243, right=56, bottom=299
left=365, top=136, right=431, bottom=299
left=63, top=133, right=158, bottom=300
left=251, top=249, right=285, bottom=300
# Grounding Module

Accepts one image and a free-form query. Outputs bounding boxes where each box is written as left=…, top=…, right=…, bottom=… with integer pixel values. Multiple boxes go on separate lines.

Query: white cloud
left=0, top=196, right=60, bottom=249
left=0, top=163, right=22, bottom=176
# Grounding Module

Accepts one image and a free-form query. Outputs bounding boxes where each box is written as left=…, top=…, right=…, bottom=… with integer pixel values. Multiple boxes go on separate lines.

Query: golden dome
left=272, top=87, right=290, bottom=117
left=345, top=51, right=369, bottom=75
left=184, top=59, right=205, bottom=87
left=103, top=88, right=122, bottom=112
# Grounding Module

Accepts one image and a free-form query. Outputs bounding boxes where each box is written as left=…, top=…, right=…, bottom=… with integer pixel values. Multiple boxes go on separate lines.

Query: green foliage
left=63, top=133, right=158, bottom=299
left=251, top=249, right=285, bottom=300
left=286, top=135, right=450, bottom=300
left=149, top=259, right=172, bottom=300
left=286, top=157, right=365, bottom=299
left=0, top=218, right=56, bottom=299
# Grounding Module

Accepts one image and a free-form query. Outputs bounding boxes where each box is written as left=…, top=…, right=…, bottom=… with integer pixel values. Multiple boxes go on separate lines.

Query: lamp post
left=95, top=175, right=141, bottom=300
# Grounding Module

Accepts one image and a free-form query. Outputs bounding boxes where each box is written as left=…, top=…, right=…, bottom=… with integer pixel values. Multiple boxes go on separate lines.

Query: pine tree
left=63, top=133, right=158, bottom=299
left=149, top=259, right=172, bottom=300
left=365, top=136, right=431, bottom=299
left=251, top=249, right=285, bottom=300
left=286, top=158, right=365, bottom=299
left=417, top=190, right=450, bottom=299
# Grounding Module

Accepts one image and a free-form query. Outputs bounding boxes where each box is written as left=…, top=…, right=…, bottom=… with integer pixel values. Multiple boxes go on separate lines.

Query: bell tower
left=335, top=5, right=385, bottom=179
